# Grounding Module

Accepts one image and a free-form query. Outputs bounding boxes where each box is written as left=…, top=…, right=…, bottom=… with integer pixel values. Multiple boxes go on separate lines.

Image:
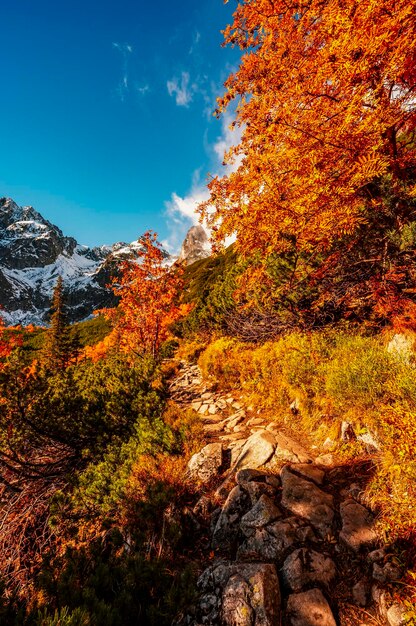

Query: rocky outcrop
left=178, top=224, right=211, bottom=265
left=0, top=197, right=200, bottom=325
left=171, top=362, right=408, bottom=626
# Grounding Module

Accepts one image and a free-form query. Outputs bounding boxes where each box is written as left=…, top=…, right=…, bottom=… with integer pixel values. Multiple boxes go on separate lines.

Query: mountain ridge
left=0, top=197, right=210, bottom=326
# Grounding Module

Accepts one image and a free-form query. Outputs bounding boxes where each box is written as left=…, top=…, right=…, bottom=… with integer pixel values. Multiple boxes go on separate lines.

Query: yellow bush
left=198, top=331, right=416, bottom=550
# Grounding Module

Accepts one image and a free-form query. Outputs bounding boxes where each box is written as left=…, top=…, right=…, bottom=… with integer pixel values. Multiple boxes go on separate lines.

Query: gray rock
left=234, top=430, right=277, bottom=470
left=198, top=562, right=281, bottom=626
left=357, top=430, right=380, bottom=452
left=339, top=499, right=377, bottom=551
left=236, top=469, right=266, bottom=485
left=222, top=564, right=281, bottom=626
left=187, top=443, right=223, bottom=483
left=281, top=468, right=334, bottom=536
left=178, top=224, right=211, bottom=265
left=373, top=561, right=402, bottom=583
left=222, top=574, right=254, bottom=626
left=240, top=495, right=282, bottom=537
left=268, top=432, right=313, bottom=465
left=352, top=578, right=370, bottom=607
left=286, top=588, right=336, bottom=626
left=368, top=547, right=387, bottom=562
left=282, top=548, right=336, bottom=592
left=283, top=464, right=325, bottom=486
left=238, top=516, right=316, bottom=563
left=212, top=486, right=250, bottom=551
left=387, top=333, right=414, bottom=364
left=315, top=454, right=334, bottom=467
left=243, top=481, right=277, bottom=505
left=265, top=474, right=281, bottom=489
left=372, top=585, right=388, bottom=619
left=386, top=604, right=408, bottom=626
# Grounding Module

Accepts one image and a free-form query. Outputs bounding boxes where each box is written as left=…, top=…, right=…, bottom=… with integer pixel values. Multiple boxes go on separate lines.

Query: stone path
left=170, top=362, right=408, bottom=626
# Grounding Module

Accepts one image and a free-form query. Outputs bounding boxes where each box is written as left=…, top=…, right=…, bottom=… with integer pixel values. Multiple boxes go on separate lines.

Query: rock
left=372, top=585, right=388, bottom=619
left=339, top=499, right=377, bottom=551
left=198, top=562, right=281, bottom=626
left=187, top=443, right=223, bottom=483
left=226, top=414, right=245, bottom=429
left=368, top=547, right=387, bottom=562
left=247, top=417, right=266, bottom=427
left=265, top=474, right=281, bottom=489
left=352, top=578, right=370, bottom=607
left=240, top=495, right=282, bottom=537
left=208, top=404, right=218, bottom=415
left=286, top=588, right=336, bottom=626
left=282, top=548, right=336, bottom=592
left=212, top=486, right=250, bottom=551
left=268, top=432, right=313, bottom=465
left=357, top=431, right=380, bottom=452
left=222, top=574, right=254, bottom=626
left=387, top=333, right=414, bottom=364
left=236, top=469, right=266, bottom=484
left=178, top=224, right=211, bottom=265
left=234, top=430, right=277, bottom=470
left=372, top=561, right=402, bottom=583
left=290, top=398, right=300, bottom=414
left=191, top=401, right=202, bottom=411
left=193, top=495, right=213, bottom=518
left=222, top=564, right=281, bottom=626
left=198, top=404, right=209, bottom=415
left=281, top=467, right=334, bottom=536
left=201, top=392, right=214, bottom=400
left=243, top=481, right=277, bottom=505
left=286, top=464, right=325, bottom=485
left=386, top=604, right=408, bottom=626
left=315, top=454, right=334, bottom=466
left=341, top=421, right=356, bottom=442
left=238, top=516, right=316, bottom=563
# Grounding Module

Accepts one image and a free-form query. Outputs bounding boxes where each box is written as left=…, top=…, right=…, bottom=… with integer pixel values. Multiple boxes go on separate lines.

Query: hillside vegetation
left=0, top=0, right=416, bottom=623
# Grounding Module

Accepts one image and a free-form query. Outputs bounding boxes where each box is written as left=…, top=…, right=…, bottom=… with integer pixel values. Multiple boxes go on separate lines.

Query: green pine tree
left=42, top=276, right=72, bottom=370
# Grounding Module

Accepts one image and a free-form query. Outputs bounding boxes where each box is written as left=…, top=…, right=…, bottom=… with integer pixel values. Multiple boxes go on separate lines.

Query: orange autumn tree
left=90, top=231, right=190, bottom=359
left=0, top=315, right=21, bottom=369
left=201, top=0, right=416, bottom=318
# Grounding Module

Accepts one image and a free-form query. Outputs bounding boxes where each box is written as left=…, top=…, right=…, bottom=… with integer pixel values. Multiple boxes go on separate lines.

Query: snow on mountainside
left=0, top=197, right=211, bottom=326
left=0, top=197, right=144, bottom=326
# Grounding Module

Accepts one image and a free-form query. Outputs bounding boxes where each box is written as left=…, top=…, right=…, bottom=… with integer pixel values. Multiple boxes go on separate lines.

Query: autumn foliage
left=200, top=0, right=416, bottom=324
left=87, top=231, right=191, bottom=360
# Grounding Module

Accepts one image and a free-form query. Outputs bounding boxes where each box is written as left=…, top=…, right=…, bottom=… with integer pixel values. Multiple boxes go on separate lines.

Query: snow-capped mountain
left=0, top=197, right=212, bottom=326
left=0, top=197, right=144, bottom=326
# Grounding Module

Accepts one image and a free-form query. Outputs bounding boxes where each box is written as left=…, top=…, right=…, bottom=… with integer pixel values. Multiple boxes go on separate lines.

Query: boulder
left=281, top=468, right=334, bottom=536
left=282, top=548, right=336, bottom=592
left=234, top=431, right=277, bottom=470
left=187, top=442, right=223, bottom=484
left=286, top=588, right=336, bottom=626
left=240, top=495, right=282, bottom=537
left=284, top=464, right=325, bottom=486
left=386, top=604, right=408, bottom=626
left=212, top=486, right=251, bottom=551
left=268, top=432, right=313, bottom=465
left=238, top=516, right=316, bottom=563
left=339, top=499, right=377, bottom=551
left=222, top=564, right=281, bottom=626
left=197, top=562, right=281, bottom=626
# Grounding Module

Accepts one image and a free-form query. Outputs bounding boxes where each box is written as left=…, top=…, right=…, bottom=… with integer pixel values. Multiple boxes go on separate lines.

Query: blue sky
left=0, top=0, right=241, bottom=249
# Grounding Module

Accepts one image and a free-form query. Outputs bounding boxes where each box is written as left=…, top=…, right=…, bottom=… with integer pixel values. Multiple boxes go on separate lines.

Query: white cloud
left=167, top=71, right=196, bottom=107
left=163, top=113, right=242, bottom=253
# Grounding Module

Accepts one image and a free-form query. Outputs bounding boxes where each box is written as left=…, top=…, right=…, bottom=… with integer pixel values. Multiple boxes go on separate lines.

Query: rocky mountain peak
left=0, top=199, right=211, bottom=326
left=178, top=224, right=211, bottom=265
